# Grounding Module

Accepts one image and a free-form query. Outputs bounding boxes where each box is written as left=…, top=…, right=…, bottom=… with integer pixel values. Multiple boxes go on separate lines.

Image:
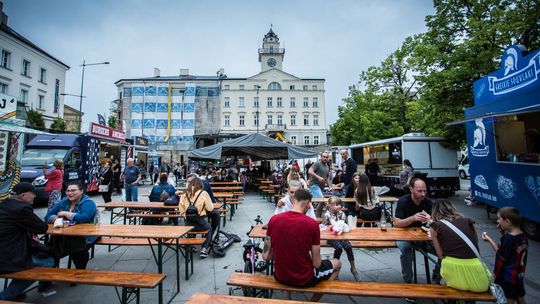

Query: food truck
left=349, top=133, right=460, bottom=196
left=449, top=45, right=540, bottom=240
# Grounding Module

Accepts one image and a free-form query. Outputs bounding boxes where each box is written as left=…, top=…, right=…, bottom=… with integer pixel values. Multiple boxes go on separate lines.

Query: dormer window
left=268, top=82, right=281, bottom=90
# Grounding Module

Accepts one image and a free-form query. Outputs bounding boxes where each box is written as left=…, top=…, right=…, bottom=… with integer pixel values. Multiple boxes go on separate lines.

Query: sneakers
left=200, top=249, right=209, bottom=258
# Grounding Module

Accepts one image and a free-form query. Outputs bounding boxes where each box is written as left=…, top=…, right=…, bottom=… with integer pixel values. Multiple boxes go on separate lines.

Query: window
left=304, top=114, right=309, bottom=126
left=224, top=84, right=230, bottom=90
left=39, top=68, right=47, bottom=83
left=267, top=97, right=272, bottom=107
left=239, top=85, right=245, bottom=90
left=304, top=136, right=310, bottom=145
left=0, top=82, right=7, bottom=94
left=290, top=135, right=297, bottom=145
left=1, top=50, right=11, bottom=69
left=268, top=82, right=281, bottom=90
left=313, top=97, right=318, bottom=108
left=22, top=59, right=31, bottom=77
left=312, top=85, right=317, bottom=90
left=277, top=114, right=283, bottom=125
left=313, top=114, right=319, bottom=126
left=290, top=97, right=296, bottom=107
left=254, top=85, right=259, bottom=90
left=290, top=85, right=295, bottom=90
left=267, top=114, right=273, bottom=125
left=253, top=96, right=259, bottom=107
left=493, top=111, right=540, bottom=164
left=303, top=97, right=309, bottom=107
left=313, top=135, right=319, bottom=145
left=224, top=115, right=230, bottom=127
left=38, top=95, right=45, bottom=109
left=303, top=85, right=308, bottom=91
left=20, top=89, right=28, bottom=104
left=239, top=97, right=245, bottom=107
left=254, top=114, right=259, bottom=127
left=290, top=114, right=296, bottom=126
left=276, top=97, right=282, bottom=107
left=224, top=97, right=230, bottom=108
left=239, top=115, right=245, bottom=126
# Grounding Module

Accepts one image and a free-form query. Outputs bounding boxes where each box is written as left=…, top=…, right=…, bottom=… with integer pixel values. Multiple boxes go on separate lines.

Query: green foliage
left=50, top=117, right=66, bottom=132
left=26, top=109, right=45, bottom=130
left=331, top=0, right=540, bottom=148
left=108, top=115, right=118, bottom=129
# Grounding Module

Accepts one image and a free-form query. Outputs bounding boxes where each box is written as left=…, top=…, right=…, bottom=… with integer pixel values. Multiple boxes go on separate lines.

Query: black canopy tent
left=187, top=133, right=318, bottom=161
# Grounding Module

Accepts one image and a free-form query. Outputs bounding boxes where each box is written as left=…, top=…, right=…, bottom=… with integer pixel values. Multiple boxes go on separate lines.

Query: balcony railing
left=258, top=48, right=285, bottom=55
left=265, top=124, right=287, bottom=132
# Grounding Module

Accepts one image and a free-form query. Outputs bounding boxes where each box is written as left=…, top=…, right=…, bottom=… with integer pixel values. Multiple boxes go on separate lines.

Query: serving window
left=495, top=111, right=540, bottom=164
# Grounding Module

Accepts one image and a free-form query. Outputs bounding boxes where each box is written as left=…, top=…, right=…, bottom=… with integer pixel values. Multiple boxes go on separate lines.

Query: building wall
left=0, top=30, right=68, bottom=128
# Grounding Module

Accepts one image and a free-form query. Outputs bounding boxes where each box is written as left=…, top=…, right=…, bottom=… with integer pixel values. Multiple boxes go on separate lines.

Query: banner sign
left=474, top=45, right=540, bottom=105
left=135, top=136, right=148, bottom=146
left=89, top=122, right=126, bottom=141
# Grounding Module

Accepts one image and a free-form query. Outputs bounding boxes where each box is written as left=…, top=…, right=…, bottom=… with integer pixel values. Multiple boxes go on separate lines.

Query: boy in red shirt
left=263, top=189, right=341, bottom=301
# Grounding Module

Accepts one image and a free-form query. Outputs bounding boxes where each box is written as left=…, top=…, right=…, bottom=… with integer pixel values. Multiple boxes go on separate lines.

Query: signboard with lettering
left=135, top=136, right=148, bottom=146
left=89, top=122, right=126, bottom=141
left=0, top=93, right=17, bottom=120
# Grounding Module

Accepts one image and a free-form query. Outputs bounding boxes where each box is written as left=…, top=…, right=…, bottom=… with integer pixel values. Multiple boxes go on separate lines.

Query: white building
left=220, top=28, right=327, bottom=146
left=0, top=2, right=69, bottom=128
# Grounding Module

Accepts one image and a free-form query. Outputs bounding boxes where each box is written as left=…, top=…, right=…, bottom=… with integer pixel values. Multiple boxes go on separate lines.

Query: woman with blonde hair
left=429, top=199, right=490, bottom=293
left=178, top=175, right=215, bottom=258
left=42, top=159, right=64, bottom=210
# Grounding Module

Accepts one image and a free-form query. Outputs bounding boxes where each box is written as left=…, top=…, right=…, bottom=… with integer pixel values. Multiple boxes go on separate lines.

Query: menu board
left=0, top=131, right=8, bottom=172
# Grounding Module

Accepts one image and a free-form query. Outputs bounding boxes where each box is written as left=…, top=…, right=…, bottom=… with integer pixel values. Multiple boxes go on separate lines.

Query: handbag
left=98, top=184, right=109, bottom=193
left=440, top=219, right=507, bottom=304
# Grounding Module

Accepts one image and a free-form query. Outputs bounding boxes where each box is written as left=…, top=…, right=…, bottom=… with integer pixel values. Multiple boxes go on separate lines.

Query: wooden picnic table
left=248, top=224, right=429, bottom=242
left=46, top=223, right=192, bottom=304
left=210, top=181, right=242, bottom=186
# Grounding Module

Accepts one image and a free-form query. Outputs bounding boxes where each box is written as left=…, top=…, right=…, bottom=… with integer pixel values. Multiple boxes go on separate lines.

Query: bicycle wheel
left=242, top=261, right=253, bottom=296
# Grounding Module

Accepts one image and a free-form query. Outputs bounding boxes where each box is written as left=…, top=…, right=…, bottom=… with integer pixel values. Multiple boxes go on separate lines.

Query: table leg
left=157, top=240, right=163, bottom=304
left=123, top=207, right=127, bottom=225
left=175, top=239, right=180, bottom=292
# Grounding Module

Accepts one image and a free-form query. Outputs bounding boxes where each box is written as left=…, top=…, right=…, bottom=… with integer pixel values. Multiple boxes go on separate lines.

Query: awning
left=447, top=103, right=540, bottom=126
left=0, top=122, right=52, bottom=135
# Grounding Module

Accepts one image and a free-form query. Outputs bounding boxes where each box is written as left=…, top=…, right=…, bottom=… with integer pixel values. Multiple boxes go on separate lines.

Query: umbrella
left=188, top=133, right=318, bottom=161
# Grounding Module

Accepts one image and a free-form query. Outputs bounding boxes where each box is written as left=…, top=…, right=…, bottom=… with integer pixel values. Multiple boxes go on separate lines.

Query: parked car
left=458, top=156, right=469, bottom=179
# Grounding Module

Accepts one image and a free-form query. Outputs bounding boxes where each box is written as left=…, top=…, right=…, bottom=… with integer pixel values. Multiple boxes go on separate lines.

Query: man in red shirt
left=263, top=189, right=341, bottom=300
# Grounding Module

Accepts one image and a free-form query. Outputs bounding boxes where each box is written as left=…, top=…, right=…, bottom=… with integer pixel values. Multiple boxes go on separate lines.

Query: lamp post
left=255, top=85, right=261, bottom=133
left=79, top=60, right=110, bottom=131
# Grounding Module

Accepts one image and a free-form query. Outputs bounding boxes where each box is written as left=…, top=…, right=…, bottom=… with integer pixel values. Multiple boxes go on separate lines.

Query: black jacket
left=0, top=198, right=48, bottom=274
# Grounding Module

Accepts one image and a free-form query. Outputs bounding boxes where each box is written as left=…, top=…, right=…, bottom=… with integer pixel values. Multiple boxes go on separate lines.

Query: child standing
left=482, top=207, right=528, bottom=304
left=321, top=197, right=360, bottom=281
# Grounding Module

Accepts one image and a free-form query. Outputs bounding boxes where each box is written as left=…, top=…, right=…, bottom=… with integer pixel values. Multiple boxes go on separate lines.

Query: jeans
left=0, top=256, right=54, bottom=300
left=187, top=216, right=212, bottom=249
left=309, top=184, right=324, bottom=198
left=125, top=183, right=138, bottom=202
left=396, top=240, right=441, bottom=284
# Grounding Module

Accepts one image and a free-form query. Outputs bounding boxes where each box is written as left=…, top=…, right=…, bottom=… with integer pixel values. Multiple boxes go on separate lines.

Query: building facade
left=0, top=2, right=69, bottom=128
left=114, top=69, right=220, bottom=163
left=220, top=28, right=327, bottom=146
left=63, top=104, right=83, bottom=132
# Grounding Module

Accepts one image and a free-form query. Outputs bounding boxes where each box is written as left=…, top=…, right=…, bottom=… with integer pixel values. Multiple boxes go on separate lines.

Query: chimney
left=153, top=68, right=160, bottom=77
left=0, top=1, right=8, bottom=26
left=179, top=69, right=189, bottom=76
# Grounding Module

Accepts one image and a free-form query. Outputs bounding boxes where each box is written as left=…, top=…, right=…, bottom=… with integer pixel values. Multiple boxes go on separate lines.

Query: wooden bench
left=226, top=273, right=495, bottom=302
left=186, top=292, right=326, bottom=303
left=126, top=212, right=183, bottom=225
left=96, top=237, right=205, bottom=280
left=0, top=267, right=165, bottom=304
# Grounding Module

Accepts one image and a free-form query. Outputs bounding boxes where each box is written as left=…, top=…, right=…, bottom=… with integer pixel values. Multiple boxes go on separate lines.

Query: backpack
left=159, top=185, right=170, bottom=202
left=185, top=191, right=203, bottom=221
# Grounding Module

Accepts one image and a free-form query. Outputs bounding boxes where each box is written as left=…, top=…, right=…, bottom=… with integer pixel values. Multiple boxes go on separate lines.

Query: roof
left=349, top=133, right=447, bottom=149
left=114, top=75, right=220, bottom=85
left=63, top=104, right=83, bottom=115
left=264, top=27, right=278, bottom=39
left=0, top=24, right=69, bottom=69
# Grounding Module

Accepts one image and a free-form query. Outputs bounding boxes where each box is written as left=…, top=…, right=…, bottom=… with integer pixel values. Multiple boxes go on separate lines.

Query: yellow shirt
left=179, top=190, right=213, bottom=217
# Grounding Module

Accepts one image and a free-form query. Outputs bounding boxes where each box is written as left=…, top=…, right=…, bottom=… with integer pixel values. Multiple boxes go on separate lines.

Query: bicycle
left=229, top=215, right=269, bottom=297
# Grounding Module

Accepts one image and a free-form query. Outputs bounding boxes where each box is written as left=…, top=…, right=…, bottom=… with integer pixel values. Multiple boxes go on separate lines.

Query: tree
left=50, top=117, right=66, bottom=132
left=26, top=109, right=45, bottom=130
left=108, top=115, right=118, bottom=129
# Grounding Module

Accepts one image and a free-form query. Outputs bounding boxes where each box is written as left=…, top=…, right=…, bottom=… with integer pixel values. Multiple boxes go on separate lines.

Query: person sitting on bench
left=263, top=189, right=341, bottom=301
left=274, top=180, right=316, bottom=220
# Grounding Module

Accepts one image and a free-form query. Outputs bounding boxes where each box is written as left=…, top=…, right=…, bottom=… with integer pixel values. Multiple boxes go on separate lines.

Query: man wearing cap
left=0, top=182, right=54, bottom=301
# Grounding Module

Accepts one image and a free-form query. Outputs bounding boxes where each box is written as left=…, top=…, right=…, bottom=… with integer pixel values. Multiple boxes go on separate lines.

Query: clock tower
left=259, top=27, right=285, bottom=72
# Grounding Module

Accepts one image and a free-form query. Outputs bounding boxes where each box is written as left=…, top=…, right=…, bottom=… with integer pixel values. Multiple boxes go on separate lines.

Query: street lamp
left=255, top=85, right=261, bottom=133
left=79, top=60, right=110, bottom=131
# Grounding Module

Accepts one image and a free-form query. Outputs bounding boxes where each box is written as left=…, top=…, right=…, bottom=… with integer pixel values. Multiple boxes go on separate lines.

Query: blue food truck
left=450, top=45, right=540, bottom=240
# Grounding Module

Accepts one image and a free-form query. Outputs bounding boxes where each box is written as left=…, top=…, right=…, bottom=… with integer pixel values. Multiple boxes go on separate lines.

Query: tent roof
left=188, top=133, right=318, bottom=161
left=0, top=122, right=52, bottom=135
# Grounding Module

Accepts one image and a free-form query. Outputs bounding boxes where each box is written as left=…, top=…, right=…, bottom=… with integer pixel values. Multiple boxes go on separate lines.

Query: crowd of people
left=0, top=151, right=530, bottom=303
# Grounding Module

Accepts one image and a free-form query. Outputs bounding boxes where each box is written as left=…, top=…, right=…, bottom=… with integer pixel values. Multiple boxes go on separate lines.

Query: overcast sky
left=4, top=0, right=434, bottom=131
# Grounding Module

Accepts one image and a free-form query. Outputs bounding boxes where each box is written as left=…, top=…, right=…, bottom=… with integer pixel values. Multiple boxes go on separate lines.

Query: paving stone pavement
left=19, top=181, right=540, bottom=303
